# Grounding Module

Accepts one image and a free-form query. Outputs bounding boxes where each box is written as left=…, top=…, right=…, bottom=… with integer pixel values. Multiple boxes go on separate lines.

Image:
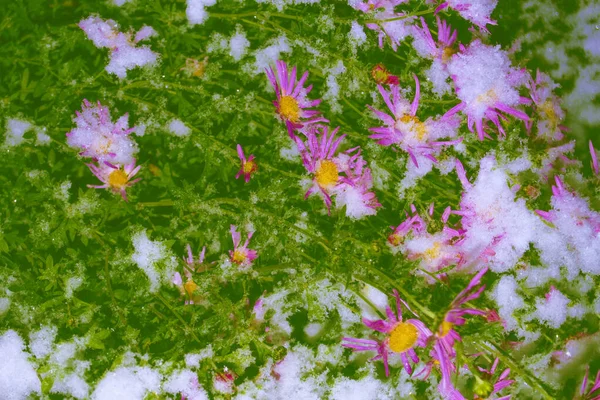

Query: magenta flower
left=444, top=40, right=530, bottom=141
left=183, top=243, right=207, bottom=267
left=79, top=16, right=157, bottom=78
left=436, top=268, right=488, bottom=350
left=369, top=75, right=461, bottom=167
left=173, top=244, right=209, bottom=305
left=342, top=290, right=432, bottom=376
left=388, top=204, right=427, bottom=246
left=590, top=141, right=599, bottom=175
left=235, top=144, right=257, bottom=182
left=265, top=60, right=326, bottom=138
left=526, top=70, right=567, bottom=141
left=429, top=0, right=498, bottom=31
left=534, top=176, right=600, bottom=275
left=579, top=366, right=600, bottom=400
left=351, top=0, right=413, bottom=50
left=87, top=159, right=141, bottom=201
left=229, top=225, right=258, bottom=268
left=295, top=125, right=346, bottom=210
left=412, top=16, right=457, bottom=62
left=388, top=205, right=463, bottom=281
left=67, top=100, right=138, bottom=165
left=333, top=147, right=382, bottom=219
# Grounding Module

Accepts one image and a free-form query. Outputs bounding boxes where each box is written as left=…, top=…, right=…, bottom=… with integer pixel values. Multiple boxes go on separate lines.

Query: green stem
left=154, top=293, right=203, bottom=344
left=365, top=8, right=437, bottom=24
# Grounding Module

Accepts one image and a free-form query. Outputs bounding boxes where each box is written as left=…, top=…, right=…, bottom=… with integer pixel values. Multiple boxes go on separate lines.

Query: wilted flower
left=265, top=60, right=326, bottom=138
left=527, top=70, right=567, bottom=141
left=235, top=144, right=257, bottom=183
left=342, top=289, right=432, bottom=376
left=67, top=100, right=138, bottom=165
left=370, top=63, right=399, bottom=85
left=181, top=57, right=208, bottom=78
left=87, top=159, right=141, bottom=201
left=79, top=16, right=158, bottom=78
left=229, top=225, right=258, bottom=268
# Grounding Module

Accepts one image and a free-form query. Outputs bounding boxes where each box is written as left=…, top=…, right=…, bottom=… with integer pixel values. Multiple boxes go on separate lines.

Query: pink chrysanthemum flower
left=79, top=16, right=158, bottom=78
left=535, top=176, right=600, bottom=275
left=411, top=17, right=458, bottom=95
left=369, top=75, right=461, bottom=167
left=67, top=100, right=138, bottom=165
left=579, top=366, right=600, bottom=400
left=333, top=147, right=382, bottom=219
left=412, top=16, right=457, bottom=62
left=87, top=160, right=141, bottom=201
left=590, top=141, right=599, bottom=176
left=173, top=245, right=212, bottom=304
left=444, top=40, right=530, bottom=140
left=526, top=70, right=568, bottom=141
left=388, top=204, right=427, bottom=246
left=235, top=144, right=257, bottom=183
left=433, top=269, right=489, bottom=400
left=342, top=290, right=432, bottom=376
left=436, top=268, right=488, bottom=352
left=265, top=60, right=326, bottom=138
left=388, top=205, right=463, bottom=280
left=295, top=125, right=346, bottom=210
left=229, top=225, right=258, bottom=269
left=428, top=0, right=498, bottom=31
left=464, top=357, right=514, bottom=400
left=351, top=0, right=413, bottom=50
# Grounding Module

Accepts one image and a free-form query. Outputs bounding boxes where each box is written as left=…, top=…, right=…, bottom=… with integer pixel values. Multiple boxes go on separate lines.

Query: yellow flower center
left=439, top=320, right=453, bottom=337
left=388, top=233, right=402, bottom=246
left=540, top=100, right=559, bottom=127
left=243, top=160, right=257, bottom=174
left=94, top=138, right=112, bottom=154
left=108, top=169, right=129, bottom=189
left=278, top=95, right=300, bottom=123
left=399, top=115, right=428, bottom=141
left=388, top=322, right=418, bottom=353
left=441, top=47, right=456, bottom=63
left=423, top=242, right=441, bottom=261
left=315, top=160, right=339, bottom=188
left=476, top=89, right=499, bottom=107
left=232, top=250, right=246, bottom=264
left=184, top=280, right=198, bottom=297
